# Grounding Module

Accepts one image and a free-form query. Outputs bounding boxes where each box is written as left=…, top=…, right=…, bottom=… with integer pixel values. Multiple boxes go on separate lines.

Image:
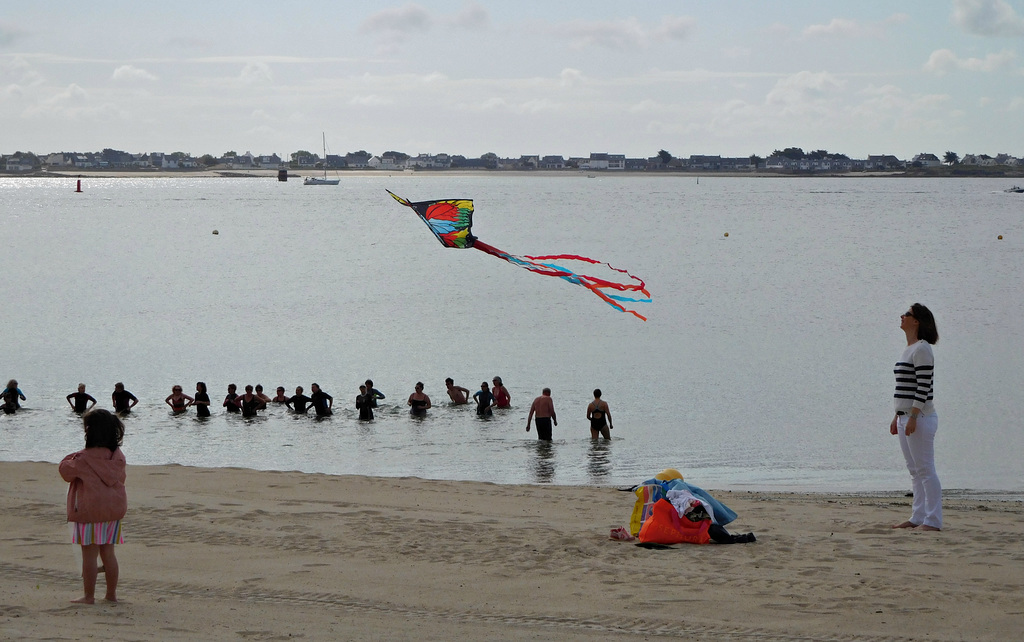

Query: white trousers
left=897, top=413, right=942, bottom=529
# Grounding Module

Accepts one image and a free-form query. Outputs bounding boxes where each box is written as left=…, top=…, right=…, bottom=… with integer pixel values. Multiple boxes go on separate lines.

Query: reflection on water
left=530, top=440, right=556, bottom=483
left=587, top=439, right=612, bottom=481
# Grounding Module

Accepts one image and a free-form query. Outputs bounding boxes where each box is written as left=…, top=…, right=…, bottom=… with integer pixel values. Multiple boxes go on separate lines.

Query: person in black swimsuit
left=238, top=385, right=266, bottom=418
left=287, top=386, right=312, bottom=414
left=223, top=383, right=240, bottom=413
left=310, top=383, right=333, bottom=417
left=66, top=384, right=97, bottom=414
left=407, top=382, right=431, bottom=416
left=193, top=382, right=211, bottom=418
left=356, top=385, right=374, bottom=421
left=111, top=382, right=138, bottom=415
left=586, top=389, right=613, bottom=440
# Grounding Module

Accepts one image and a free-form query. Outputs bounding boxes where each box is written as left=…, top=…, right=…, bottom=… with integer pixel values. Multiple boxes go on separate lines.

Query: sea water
left=1, top=174, right=1022, bottom=496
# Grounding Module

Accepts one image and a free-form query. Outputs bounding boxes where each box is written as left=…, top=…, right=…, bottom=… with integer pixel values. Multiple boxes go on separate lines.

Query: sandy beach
left=1, top=461, right=1021, bottom=641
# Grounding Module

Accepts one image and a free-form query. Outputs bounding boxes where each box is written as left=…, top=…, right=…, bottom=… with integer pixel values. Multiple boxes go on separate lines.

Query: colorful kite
left=387, top=190, right=652, bottom=320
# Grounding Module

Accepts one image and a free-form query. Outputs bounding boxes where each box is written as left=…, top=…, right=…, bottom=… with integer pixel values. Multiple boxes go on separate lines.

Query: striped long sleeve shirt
left=894, top=340, right=935, bottom=413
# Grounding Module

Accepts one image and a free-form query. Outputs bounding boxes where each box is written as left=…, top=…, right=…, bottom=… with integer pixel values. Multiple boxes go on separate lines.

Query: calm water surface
left=1, top=174, right=1022, bottom=496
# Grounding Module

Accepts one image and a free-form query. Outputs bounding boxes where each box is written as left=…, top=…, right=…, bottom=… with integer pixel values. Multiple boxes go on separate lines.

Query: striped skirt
left=69, top=520, right=124, bottom=546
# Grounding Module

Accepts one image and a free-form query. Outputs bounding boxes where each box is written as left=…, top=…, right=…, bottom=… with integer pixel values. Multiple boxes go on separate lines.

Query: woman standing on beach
left=59, top=409, right=127, bottom=604
left=891, top=303, right=942, bottom=531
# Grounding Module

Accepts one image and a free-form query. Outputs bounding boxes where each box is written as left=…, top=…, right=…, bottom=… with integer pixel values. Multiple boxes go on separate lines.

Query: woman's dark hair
left=593, top=389, right=602, bottom=398
left=911, top=303, right=939, bottom=345
left=196, top=381, right=207, bottom=394
left=83, top=408, right=125, bottom=451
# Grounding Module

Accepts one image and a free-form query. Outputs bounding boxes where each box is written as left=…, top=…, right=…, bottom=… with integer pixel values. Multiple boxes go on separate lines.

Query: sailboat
left=304, top=133, right=340, bottom=185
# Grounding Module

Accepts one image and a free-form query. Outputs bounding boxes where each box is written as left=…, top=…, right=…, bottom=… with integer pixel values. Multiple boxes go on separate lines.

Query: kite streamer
left=387, top=190, right=651, bottom=320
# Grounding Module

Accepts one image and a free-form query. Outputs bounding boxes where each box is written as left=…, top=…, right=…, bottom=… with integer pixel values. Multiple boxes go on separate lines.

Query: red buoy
left=75, top=179, right=82, bottom=193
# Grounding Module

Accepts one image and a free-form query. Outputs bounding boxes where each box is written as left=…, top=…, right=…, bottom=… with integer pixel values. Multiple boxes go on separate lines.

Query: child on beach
left=59, top=409, right=127, bottom=604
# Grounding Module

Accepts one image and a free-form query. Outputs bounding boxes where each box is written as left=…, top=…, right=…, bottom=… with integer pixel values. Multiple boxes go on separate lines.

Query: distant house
left=45, top=153, right=73, bottom=167
left=379, top=153, right=407, bottom=170
left=257, top=154, right=283, bottom=168
left=911, top=153, right=942, bottom=167
left=345, top=151, right=372, bottom=169
left=519, top=155, right=539, bottom=169
left=866, top=155, right=904, bottom=170
left=580, top=153, right=610, bottom=170
left=540, top=155, right=565, bottom=169
left=5, top=155, right=34, bottom=172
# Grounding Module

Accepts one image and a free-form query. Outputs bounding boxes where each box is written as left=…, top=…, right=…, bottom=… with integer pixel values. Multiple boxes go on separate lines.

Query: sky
left=1, top=0, right=1023, bottom=160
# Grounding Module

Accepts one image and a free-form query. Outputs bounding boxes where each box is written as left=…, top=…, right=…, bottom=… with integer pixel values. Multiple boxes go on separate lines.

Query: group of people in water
left=7, top=376, right=615, bottom=440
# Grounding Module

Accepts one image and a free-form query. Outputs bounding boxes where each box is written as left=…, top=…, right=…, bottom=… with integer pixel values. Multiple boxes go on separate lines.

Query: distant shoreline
left=5, top=167, right=1023, bottom=179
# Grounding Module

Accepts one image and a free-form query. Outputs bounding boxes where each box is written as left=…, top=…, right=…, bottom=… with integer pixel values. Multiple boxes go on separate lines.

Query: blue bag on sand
left=642, top=478, right=737, bottom=526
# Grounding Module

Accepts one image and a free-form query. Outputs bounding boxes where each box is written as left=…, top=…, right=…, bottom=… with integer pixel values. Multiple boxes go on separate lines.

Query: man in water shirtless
left=445, top=378, right=471, bottom=405
left=526, top=388, right=557, bottom=440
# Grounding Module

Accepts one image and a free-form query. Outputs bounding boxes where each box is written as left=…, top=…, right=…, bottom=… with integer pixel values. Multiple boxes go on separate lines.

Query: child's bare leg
left=97, top=544, right=119, bottom=602
left=71, top=544, right=99, bottom=604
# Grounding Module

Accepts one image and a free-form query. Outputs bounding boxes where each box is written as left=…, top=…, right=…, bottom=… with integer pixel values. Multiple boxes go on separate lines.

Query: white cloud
left=924, top=48, right=1017, bottom=74
left=559, top=68, right=584, bottom=88
left=803, top=14, right=908, bottom=39
left=0, top=21, right=27, bottom=47
left=765, top=71, right=844, bottom=113
left=953, top=0, right=1024, bottom=37
left=239, top=62, right=273, bottom=84
left=803, top=18, right=863, bottom=38
left=112, top=65, right=158, bottom=82
left=448, top=1, right=489, bottom=29
left=361, top=3, right=433, bottom=34
left=561, top=15, right=695, bottom=50
left=350, top=94, right=394, bottom=107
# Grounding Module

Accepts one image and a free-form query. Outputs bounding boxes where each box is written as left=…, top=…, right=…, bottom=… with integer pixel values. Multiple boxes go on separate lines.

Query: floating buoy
left=998, top=235, right=1003, bottom=240
left=212, top=230, right=219, bottom=235
left=723, top=232, right=729, bottom=237
left=75, top=179, right=82, bottom=193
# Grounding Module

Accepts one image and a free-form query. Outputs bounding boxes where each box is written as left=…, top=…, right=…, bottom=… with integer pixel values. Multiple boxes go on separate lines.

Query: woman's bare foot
left=915, top=524, right=941, bottom=531
left=70, top=597, right=95, bottom=604
left=891, top=521, right=918, bottom=529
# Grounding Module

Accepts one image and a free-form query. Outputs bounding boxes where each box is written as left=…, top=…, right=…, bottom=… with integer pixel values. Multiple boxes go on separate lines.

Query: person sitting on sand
left=445, top=378, right=471, bottom=405
left=67, top=384, right=97, bottom=414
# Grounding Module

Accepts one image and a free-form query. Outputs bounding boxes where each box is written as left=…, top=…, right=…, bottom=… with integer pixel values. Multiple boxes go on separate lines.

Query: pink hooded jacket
left=59, top=447, right=127, bottom=524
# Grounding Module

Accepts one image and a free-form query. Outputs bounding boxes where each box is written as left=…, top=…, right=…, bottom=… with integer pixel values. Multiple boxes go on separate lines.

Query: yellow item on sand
left=655, top=468, right=683, bottom=481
